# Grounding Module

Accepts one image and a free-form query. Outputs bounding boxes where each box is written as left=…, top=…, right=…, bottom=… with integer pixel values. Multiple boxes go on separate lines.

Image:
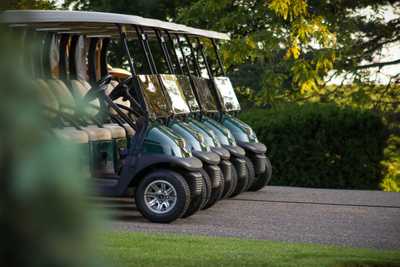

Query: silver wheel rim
left=144, top=180, right=177, bottom=214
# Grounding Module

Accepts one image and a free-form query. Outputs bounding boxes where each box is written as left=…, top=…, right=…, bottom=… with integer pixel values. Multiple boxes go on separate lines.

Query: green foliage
left=1, top=0, right=57, bottom=10
left=63, top=0, right=192, bottom=19
left=62, top=0, right=400, bottom=105
left=298, top=83, right=400, bottom=192
left=240, top=104, right=388, bottom=189
left=380, top=135, right=400, bottom=192
left=300, top=83, right=400, bottom=114
left=177, top=0, right=335, bottom=99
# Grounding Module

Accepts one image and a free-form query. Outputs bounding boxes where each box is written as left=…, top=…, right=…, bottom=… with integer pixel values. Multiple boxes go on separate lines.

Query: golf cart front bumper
left=223, top=145, right=246, bottom=158
left=184, top=170, right=204, bottom=197
left=237, top=141, right=267, bottom=175
left=222, top=145, right=246, bottom=179
left=211, top=147, right=230, bottom=160
left=192, top=151, right=221, bottom=165
left=219, top=159, right=232, bottom=185
left=192, top=151, right=223, bottom=188
left=237, top=141, right=267, bottom=154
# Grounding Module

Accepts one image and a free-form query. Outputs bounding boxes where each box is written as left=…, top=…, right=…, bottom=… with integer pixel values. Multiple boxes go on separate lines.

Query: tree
left=177, top=0, right=400, bottom=106
left=63, top=0, right=400, bottom=109
left=62, top=0, right=195, bottom=70
left=1, top=0, right=57, bottom=10
left=63, top=0, right=193, bottom=19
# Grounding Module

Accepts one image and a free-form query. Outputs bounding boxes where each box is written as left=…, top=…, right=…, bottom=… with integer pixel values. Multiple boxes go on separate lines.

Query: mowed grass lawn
left=100, top=231, right=400, bottom=267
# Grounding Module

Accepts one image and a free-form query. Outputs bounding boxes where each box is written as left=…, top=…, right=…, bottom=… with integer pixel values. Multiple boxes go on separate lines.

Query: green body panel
left=143, top=123, right=191, bottom=158
left=187, top=118, right=221, bottom=148
left=169, top=120, right=210, bottom=152
left=90, top=140, right=115, bottom=175
left=201, top=116, right=236, bottom=146
left=222, top=114, right=259, bottom=143
left=114, top=138, right=127, bottom=173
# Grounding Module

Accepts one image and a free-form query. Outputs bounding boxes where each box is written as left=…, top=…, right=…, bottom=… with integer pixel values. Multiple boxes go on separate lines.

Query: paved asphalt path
left=100, top=186, right=400, bottom=250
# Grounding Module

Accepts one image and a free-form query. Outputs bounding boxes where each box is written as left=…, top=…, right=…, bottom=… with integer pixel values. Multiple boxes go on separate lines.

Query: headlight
left=245, top=127, right=253, bottom=136
left=176, top=138, right=191, bottom=157
left=176, top=138, right=187, bottom=149
left=196, top=133, right=204, bottom=143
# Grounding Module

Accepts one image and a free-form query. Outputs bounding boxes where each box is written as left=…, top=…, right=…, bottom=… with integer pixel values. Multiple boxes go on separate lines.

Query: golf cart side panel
left=97, top=154, right=203, bottom=196
left=170, top=123, right=203, bottom=151
left=187, top=118, right=220, bottom=147
left=222, top=115, right=257, bottom=142
left=201, top=117, right=236, bottom=146
left=143, top=125, right=187, bottom=157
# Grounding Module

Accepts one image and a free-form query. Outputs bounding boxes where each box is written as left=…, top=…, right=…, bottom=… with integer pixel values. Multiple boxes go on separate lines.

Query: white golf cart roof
left=0, top=10, right=230, bottom=40
left=181, top=25, right=230, bottom=41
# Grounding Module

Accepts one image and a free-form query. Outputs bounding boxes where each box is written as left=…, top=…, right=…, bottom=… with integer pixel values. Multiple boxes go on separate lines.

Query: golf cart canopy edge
left=0, top=10, right=230, bottom=40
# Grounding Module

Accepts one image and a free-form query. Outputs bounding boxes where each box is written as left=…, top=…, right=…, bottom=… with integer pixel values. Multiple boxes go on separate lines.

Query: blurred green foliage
left=0, top=28, right=100, bottom=266
left=240, top=104, right=388, bottom=189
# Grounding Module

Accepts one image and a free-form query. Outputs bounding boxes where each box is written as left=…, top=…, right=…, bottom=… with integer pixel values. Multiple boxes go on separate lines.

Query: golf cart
left=150, top=33, right=252, bottom=196
left=149, top=30, right=253, bottom=197
left=1, top=10, right=207, bottom=223
left=173, top=30, right=272, bottom=191
left=107, top=26, right=254, bottom=198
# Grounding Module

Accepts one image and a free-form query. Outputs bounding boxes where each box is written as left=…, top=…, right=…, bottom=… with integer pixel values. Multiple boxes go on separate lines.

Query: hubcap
left=144, top=180, right=177, bottom=214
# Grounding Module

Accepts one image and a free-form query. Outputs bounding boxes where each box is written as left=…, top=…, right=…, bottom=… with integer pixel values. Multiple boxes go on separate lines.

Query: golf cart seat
left=105, top=80, right=136, bottom=136
left=35, top=79, right=91, bottom=143
left=46, top=78, right=120, bottom=174
left=45, top=79, right=114, bottom=142
left=53, top=126, right=89, bottom=143
left=70, top=79, right=135, bottom=137
left=36, top=79, right=60, bottom=118
left=77, top=80, right=136, bottom=137
left=76, top=79, right=136, bottom=137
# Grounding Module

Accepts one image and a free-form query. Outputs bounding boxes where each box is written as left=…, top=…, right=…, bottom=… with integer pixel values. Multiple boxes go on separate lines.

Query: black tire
left=216, top=171, right=225, bottom=200
left=182, top=176, right=204, bottom=218
left=135, top=169, right=190, bottom=223
left=249, top=157, right=273, bottom=191
left=225, top=165, right=238, bottom=198
left=243, top=156, right=256, bottom=191
left=200, top=170, right=212, bottom=210
left=182, top=170, right=213, bottom=218
left=230, top=161, right=249, bottom=198
left=201, top=168, right=222, bottom=210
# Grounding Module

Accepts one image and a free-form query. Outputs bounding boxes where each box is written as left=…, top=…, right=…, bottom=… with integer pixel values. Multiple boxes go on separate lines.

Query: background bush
left=240, top=104, right=389, bottom=189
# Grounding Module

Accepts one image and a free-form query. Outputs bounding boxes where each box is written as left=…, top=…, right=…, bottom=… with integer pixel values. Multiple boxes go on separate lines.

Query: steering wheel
left=109, top=76, right=134, bottom=101
left=83, top=75, right=113, bottom=102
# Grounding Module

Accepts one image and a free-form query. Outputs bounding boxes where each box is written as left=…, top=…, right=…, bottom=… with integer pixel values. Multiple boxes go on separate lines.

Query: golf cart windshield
left=191, top=76, right=218, bottom=113
left=137, top=74, right=170, bottom=118
left=176, top=76, right=201, bottom=113
left=213, top=77, right=241, bottom=112
left=159, top=74, right=191, bottom=115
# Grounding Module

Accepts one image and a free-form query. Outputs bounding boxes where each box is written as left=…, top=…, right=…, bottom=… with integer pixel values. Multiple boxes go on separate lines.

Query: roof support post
left=154, top=28, right=174, bottom=74
left=196, top=38, right=213, bottom=79
left=117, top=24, right=148, bottom=117
left=175, top=34, right=192, bottom=76
left=165, top=31, right=184, bottom=75
left=211, top=39, right=226, bottom=76
left=185, top=36, right=202, bottom=77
